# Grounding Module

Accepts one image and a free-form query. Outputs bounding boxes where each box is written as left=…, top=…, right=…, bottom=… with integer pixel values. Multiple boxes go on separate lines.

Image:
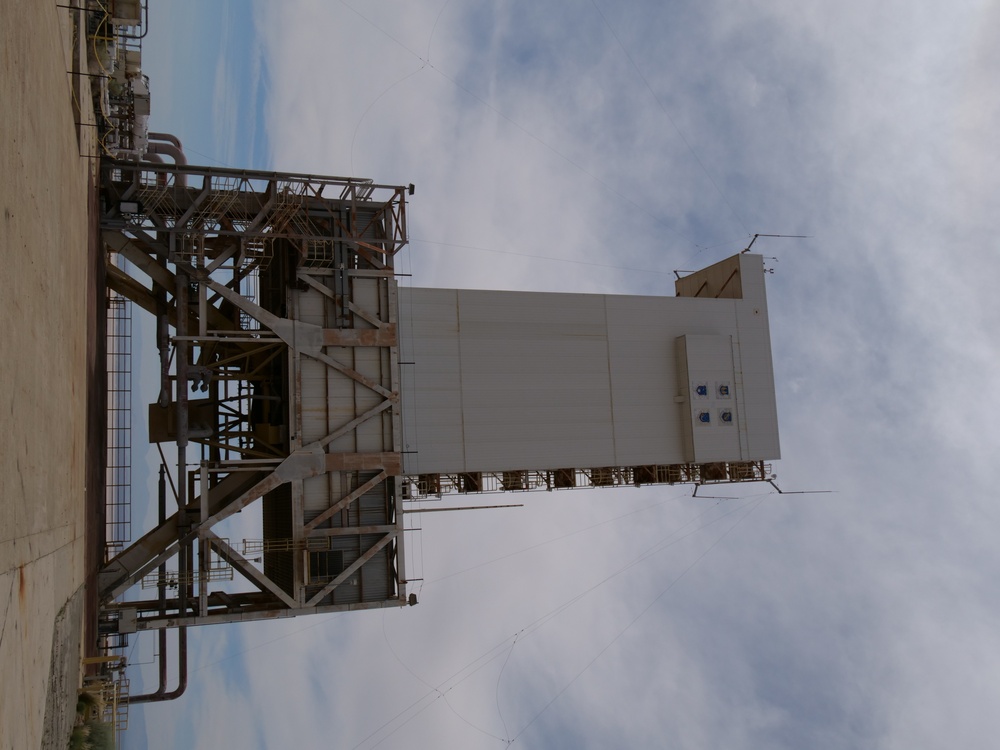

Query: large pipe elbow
left=147, top=141, right=187, bottom=167
left=147, top=141, right=188, bottom=187
left=148, top=131, right=185, bottom=151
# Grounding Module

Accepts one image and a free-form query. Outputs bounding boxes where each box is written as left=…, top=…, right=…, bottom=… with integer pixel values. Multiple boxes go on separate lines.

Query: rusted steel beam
left=206, top=533, right=297, bottom=609
left=324, top=452, right=401, bottom=474
left=311, top=524, right=398, bottom=537
left=305, top=349, right=394, bottom=399
left=304, top=470, right=390, bottom=533
left=321, top=326, right=396, bottom=347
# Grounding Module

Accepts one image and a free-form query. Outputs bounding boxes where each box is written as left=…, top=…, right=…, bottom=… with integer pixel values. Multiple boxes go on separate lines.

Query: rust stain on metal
left=322, top=326, right=397, bottom=347
left=325, top=452, right=402, bottom=474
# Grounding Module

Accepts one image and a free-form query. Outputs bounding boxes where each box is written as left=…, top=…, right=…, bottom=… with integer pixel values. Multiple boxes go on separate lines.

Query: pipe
left=175, top=268, right=190, bottom=617
left=148, top=131, right=184, bottom=150
left=173, top=268, right=192, bottom=699
left=130, top=627, right=187, bottom=704
left=155, top=282, right=169, bottom=407
left=130, top=467, right=188, bottom=703
left=147, top=141, right=186, bottom=167
left=147, top=140, right=187, bottom=187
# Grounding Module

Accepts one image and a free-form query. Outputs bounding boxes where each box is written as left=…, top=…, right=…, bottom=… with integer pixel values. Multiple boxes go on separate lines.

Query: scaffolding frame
left=99, top=159, right=412, bottom=632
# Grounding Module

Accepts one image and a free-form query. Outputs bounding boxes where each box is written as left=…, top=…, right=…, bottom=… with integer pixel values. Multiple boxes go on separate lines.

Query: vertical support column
left=175, top=268, right=190, bottom=620
left=198, top=464, right=210, bottom=616
left=386, top=279, right=406, bottom=602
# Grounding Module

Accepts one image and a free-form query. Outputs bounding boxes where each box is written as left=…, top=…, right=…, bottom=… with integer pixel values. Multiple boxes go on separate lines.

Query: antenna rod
left=403, top=503, right=524, bottom=513
left=742, top=233, right=811, bottom=253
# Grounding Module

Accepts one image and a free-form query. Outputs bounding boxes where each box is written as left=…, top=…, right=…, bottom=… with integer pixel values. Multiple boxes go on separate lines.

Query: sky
left=121, top=1, right=1000, bottom=748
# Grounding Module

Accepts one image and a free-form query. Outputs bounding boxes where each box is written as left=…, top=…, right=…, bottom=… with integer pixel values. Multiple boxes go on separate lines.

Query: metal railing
left=106, top=292, right=133, bottom=559
left=403, top=461, right=773, bottom=499
left=81, top=654, right=131, bottom=746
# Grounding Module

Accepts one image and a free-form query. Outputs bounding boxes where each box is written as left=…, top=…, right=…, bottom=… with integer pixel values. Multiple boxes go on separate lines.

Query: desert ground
left=1, top=1, right=100, bottom=748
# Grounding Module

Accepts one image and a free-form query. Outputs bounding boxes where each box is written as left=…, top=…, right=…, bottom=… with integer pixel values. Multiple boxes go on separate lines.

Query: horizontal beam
left=322, top=326, right=397, bottom=347
left=128, top=596, right=410, bottom=630
left=325, top=452, right=401, bottom=474
left=311, top=524, right=398, bottom=537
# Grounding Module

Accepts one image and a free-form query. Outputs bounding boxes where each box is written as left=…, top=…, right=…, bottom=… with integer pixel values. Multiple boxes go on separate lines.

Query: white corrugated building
left=399, top=252, right=779, bottom=489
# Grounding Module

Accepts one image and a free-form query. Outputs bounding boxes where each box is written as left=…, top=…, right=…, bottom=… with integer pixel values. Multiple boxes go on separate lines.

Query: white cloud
left=126, top=1, right=1000, bottom=748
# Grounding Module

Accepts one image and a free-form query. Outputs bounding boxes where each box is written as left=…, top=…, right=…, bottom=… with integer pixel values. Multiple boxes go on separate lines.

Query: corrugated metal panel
left=734, top=256, right=780, bottom=460
left=300, top=356, right=331, bottom=444
left=303, top=473, right=335, bottom=521
left=398, top=253, right=780, bottom=474
left=303, top=471, right=391, bottom=528
left=293, top=276, right=395, bottom=454
left=358, top=476, right=391, bottom=525
left=352, top=278, right=381, bottom=318
left=262, top=483, right=294, bottom=596
left=306, top=543, right=393, bottom=606
left=677, top=335, right=742, bottom=463
left=360, top=546, right=393, bottom=602
left=297, top=287, right=327, bottom=324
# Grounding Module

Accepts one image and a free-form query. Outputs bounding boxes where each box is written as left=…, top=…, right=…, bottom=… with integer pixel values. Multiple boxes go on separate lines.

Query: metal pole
left=175, top=269, right=191, bottom=622
left=402, top=504, right=524, bottom=513
left=131, top=466, right=189, bottom=703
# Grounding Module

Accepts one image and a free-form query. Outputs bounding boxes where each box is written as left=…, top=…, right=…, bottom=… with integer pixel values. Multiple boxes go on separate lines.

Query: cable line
left=336, top=0, right=698, bottom=248
left=357, top=495, right=765, bottom=746
left=351, top=63, right=427, bottom=175
left=381, top=611, right=509, bottom=746
left=410, top=237, right=680, bottom=277
left=510, top=496, right=766, bottom=745
left=423, top=488, right=692, bottom=587
left=590, top=0, right=751, bottom=239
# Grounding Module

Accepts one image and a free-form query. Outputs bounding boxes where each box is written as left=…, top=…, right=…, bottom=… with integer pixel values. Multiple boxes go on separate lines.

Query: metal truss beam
left=100, top=158, right=411, bottom=633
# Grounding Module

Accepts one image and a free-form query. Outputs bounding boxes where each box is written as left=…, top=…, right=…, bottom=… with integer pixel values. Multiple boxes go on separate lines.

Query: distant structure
left=98, top=158, right=780, bottom=638
left=399, top=257, right=779, bottom=488
left=82, top=0, right=781, bottom=721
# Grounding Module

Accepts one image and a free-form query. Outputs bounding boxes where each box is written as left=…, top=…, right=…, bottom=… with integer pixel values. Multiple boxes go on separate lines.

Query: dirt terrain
left=0, top=2, right=99, bottom=748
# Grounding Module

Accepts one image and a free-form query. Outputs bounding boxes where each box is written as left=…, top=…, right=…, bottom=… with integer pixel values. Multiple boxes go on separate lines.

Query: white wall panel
left=399, top=254, right=780, bottom=474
